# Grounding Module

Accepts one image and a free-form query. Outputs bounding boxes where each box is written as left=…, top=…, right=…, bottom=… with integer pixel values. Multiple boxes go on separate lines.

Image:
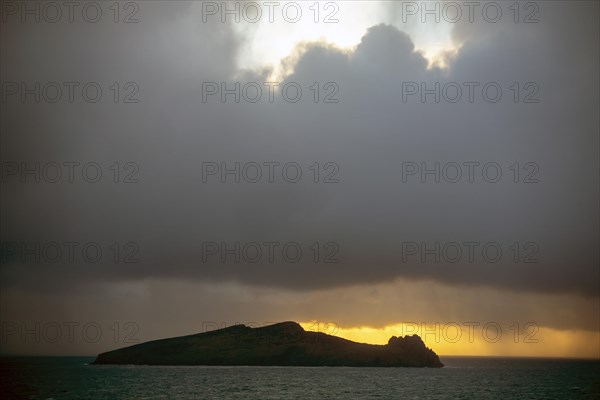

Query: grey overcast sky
left=1, top=1, right=598, bottom=357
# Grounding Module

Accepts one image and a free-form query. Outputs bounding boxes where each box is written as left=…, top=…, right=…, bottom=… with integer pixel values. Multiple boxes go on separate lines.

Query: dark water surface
left=1, top=356, right=598, bottom=399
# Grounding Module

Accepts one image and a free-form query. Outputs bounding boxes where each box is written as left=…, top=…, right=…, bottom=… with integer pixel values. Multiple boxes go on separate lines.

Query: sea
left=0, top=356, right=598, bottom=399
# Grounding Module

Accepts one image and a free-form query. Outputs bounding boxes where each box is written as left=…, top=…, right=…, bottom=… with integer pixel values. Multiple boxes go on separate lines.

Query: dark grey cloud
left=1, top=1, right=598, bottom=304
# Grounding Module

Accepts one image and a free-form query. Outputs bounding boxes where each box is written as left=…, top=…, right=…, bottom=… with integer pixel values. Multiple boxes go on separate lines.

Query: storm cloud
left=1, top=1, right=598, bottom=353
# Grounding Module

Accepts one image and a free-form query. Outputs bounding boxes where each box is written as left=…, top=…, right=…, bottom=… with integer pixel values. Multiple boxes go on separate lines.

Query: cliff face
left=94, top=321, right=443, bottom=368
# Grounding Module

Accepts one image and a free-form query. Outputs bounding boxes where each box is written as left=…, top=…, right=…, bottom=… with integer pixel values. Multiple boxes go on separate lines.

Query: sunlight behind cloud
left=227, top=1, right=457, bottom=79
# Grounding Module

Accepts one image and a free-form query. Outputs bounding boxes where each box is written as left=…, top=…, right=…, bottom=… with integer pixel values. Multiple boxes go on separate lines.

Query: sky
left=0, top=1, right=599, bottom=358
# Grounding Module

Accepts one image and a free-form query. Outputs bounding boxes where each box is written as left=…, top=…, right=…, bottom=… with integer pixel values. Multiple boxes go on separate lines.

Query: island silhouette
left=94, top=321, right=444, bottom=367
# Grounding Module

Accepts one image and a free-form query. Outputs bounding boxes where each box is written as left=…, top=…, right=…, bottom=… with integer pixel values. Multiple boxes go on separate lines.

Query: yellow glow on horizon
left=299, top=321, right=600, bottom=359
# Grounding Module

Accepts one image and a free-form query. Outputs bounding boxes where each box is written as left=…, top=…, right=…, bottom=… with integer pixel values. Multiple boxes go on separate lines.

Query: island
left=94, top=321, right=443, bottom=367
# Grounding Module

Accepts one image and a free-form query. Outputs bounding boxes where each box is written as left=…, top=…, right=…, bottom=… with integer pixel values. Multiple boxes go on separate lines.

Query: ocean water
left=1, top=357, right=598, bottom=400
